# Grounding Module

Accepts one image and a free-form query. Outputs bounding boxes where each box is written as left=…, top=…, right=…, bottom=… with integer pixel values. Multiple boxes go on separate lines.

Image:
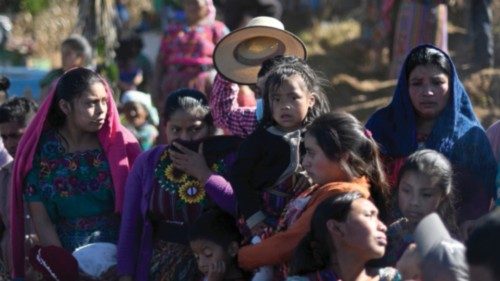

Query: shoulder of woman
left=366, top=106, right=393, bottom=129
left=452, top=124, right=491, bottom=152
left=133, top=145, right=167, bottom=166
left=36, top=129, right=61, bottom=152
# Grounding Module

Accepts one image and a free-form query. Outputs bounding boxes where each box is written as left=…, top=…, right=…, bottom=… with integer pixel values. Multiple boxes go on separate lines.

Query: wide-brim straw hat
left=214, top=16, right=307, bottom=85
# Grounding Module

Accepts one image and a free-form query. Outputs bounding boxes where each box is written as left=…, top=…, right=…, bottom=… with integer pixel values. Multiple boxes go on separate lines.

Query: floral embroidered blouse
left=149, top=149, right=225, bottom=225
left=24, top=129, right=119, bottom=251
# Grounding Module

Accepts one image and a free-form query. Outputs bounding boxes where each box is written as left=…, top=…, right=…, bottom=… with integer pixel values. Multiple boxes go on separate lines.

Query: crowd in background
left=0, top=0, right=498, bottom=281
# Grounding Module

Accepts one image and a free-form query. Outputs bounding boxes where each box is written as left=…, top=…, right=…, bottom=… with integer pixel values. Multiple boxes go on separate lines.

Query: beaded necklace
left=154, top=149, right=224, bottom=205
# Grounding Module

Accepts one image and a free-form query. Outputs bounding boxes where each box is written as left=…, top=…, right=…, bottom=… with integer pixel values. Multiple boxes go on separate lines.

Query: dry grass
left=7, top=2, right=500, bottom=126
left=284, top=5, right=500, bottom=126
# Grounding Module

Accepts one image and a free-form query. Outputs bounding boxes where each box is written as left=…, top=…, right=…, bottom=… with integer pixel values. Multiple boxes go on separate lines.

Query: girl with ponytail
left=237, top=112, right=391, bottom=276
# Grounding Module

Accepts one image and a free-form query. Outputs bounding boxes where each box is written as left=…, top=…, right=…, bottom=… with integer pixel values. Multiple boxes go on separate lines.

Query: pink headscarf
left=10, top=68, right=141, bottom=278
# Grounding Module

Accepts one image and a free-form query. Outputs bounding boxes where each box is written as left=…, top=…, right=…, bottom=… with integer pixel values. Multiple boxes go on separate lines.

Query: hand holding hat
left=214, top=16, right=306, bottom=85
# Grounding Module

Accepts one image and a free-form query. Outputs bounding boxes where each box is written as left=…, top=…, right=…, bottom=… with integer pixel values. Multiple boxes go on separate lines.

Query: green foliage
left=20, top=0, right=50, bottom=15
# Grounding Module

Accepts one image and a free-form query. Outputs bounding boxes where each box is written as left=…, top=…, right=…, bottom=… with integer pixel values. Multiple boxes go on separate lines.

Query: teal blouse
left=24, top=129, right=119, bottom=251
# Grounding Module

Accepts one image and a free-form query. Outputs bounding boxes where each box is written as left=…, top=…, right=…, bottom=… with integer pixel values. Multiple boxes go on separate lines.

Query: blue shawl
left=366, top=45, right=496, bottom=220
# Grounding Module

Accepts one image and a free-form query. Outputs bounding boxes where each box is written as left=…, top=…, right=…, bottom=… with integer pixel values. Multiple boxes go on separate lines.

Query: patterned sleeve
left=23, top=159, right=42, bottom=202
left=210, top=74, right=258, bottom=137
left=23, top=155, right=59, bottom=223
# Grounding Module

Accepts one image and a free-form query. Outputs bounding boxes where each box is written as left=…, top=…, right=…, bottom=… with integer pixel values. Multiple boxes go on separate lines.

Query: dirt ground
left=281, top=2, right=500, bottom=127
left=8, top=1, right=500, bottom=127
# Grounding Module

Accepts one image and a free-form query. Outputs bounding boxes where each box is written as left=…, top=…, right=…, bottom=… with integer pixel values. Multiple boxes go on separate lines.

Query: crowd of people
left=0, top=0, right=498, bottom=281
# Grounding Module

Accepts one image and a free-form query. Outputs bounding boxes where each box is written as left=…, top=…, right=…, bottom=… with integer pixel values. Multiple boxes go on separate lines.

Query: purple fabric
left=205, top=174, right=237, bottom=214
left=117, top=145, right=237, bottom=280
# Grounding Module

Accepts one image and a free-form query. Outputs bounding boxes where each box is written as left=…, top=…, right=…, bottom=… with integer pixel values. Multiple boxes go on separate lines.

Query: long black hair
left=289, top=192, right=364, bottom=275
left=47, top=68, right=104, bottom=127
left=305, top=112, right=390, bottom=221
left=163, top=88, right=213, bottom=128
left=395, top=149, right=458, bottom=234
left=404, top=45, right=451, bottom=81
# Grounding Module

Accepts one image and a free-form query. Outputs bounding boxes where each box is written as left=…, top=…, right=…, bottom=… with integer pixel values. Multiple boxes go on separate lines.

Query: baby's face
left=61, top=45, right=84, bottom=71
left=123, top=102, right=148, bottom=128
left=190, top=239, right=230, bottom=277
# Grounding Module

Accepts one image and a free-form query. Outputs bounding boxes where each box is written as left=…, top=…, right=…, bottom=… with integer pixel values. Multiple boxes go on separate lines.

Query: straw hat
left=214, top=16, right=306, bottom=85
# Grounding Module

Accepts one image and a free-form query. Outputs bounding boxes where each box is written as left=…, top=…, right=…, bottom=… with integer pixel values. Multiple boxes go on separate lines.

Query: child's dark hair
left=61, top=34, right=93, bottom=66
left=188, top=208, right=242, bottom=249
left=0, top=97, right=39, bottom=125
left=289, top=192, right=363, bottom=275
left=260, top=59, right=331, bottom=128
left=466, top=209, right=500, bottom=280
left=0, top=75, right=10, bottom=92
left=163, top=88, right=213, bottom=127
left=48, top=68, right=105, bottom=127
left=305, top=112, right=390, bottom=221
left=396, top=149, right=458, bottom=234
left=404, top=45, right=451, bottom=81
left=257, top=55, right=302, bottom=79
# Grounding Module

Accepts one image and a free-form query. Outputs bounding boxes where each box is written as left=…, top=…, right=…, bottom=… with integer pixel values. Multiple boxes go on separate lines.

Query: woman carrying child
left=230, top=58, right=330, bottom=236
left=117, top=89, right=241, bottom=281
left=237, top=112, right=390, bottom=277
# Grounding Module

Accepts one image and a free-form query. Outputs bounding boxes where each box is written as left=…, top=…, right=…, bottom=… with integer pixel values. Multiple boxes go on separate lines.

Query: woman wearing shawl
left=366, top=45, right=496, bottom=226
left=152, top=0, right=228, bottom=108
left=10, top=68, right=141, bottom=279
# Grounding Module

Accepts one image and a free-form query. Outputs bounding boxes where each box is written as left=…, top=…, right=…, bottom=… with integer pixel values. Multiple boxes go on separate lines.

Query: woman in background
left=153, top=0, right=228, bottom=108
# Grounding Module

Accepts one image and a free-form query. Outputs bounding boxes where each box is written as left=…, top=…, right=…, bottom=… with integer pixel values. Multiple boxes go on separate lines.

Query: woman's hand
left=396, top=243, right=421, bottom=280
left=28, top=202, right=62, bottom=247
left=292, top=171, right=313, bottom=194
left=170, top=142, right=212, bottom=183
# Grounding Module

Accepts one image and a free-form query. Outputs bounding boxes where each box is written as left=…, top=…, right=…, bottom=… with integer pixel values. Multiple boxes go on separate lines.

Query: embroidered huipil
left=24, top=130, right=119, bottom=251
